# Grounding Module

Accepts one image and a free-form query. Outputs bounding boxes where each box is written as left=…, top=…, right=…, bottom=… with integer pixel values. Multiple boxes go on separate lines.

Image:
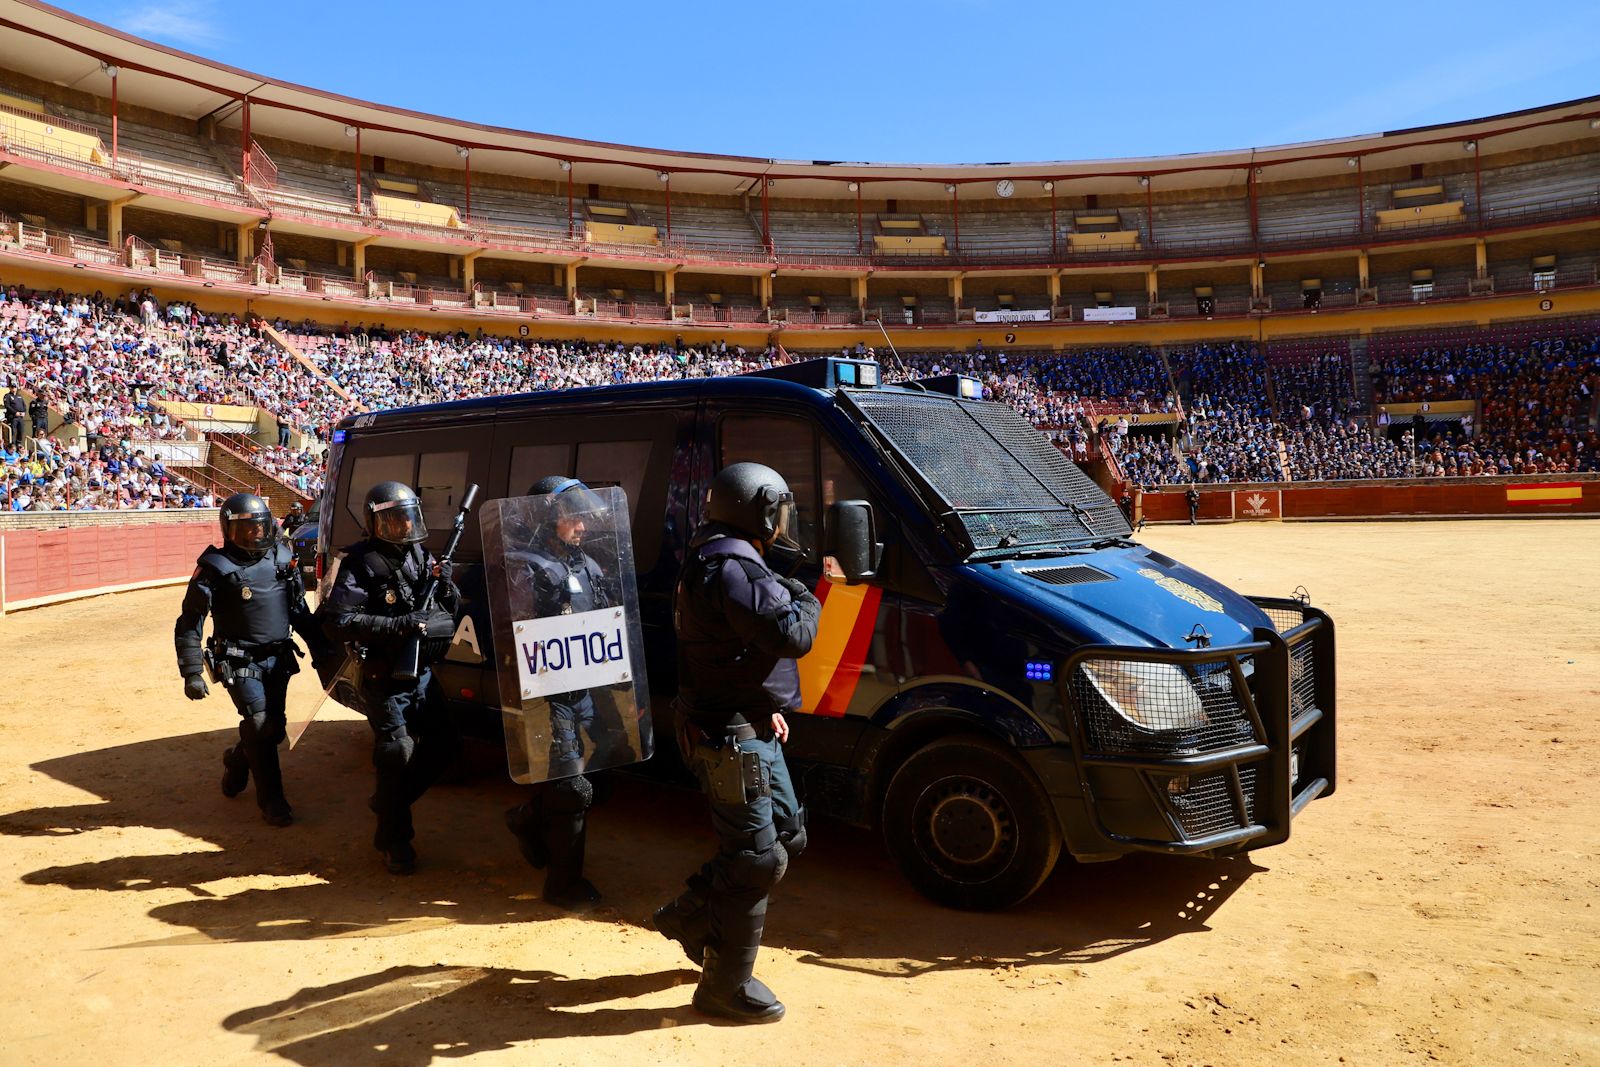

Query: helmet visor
left=771, top=492, right=799, bottom=549
left=224, top=515, right=273, bottom=553
left=552, top=484, right=608, bottom=521
left=371, top=499, right=428, bottom=544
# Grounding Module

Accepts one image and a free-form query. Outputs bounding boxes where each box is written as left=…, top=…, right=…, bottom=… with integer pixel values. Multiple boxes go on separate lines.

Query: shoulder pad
left=198, top=545, right=241, bottom=578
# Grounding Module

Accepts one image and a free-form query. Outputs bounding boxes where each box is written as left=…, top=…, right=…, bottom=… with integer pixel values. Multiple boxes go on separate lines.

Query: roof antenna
left=874, top=318, right=911, bottom=379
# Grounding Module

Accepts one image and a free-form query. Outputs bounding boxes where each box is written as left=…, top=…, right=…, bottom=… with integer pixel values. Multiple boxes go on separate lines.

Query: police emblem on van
left=1137, top=567, right=1224, bottom=613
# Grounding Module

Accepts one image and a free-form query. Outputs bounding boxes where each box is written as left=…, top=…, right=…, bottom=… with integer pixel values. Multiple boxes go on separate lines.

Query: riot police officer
left=282, top=501, right=307, bottom=534
left=652, top=462, right=820, bottom=1024
left=503, top=476, right=634, bottom=908
left=318, top=481, right=462, bottom=875
left=1186, top=483, right=1201, bottom=525
left=174, top=493, right=322, bottom=826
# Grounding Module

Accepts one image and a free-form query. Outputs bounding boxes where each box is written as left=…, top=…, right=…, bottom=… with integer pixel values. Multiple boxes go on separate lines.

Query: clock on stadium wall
left=995, top=179, right=1015, bottom=198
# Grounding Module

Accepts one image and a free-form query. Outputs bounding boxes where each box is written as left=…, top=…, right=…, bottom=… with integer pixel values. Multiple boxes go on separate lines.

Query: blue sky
left=66, top=0, right=1600, bottom=163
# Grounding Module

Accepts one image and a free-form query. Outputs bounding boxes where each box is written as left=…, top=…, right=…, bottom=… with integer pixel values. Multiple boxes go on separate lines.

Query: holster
left=690, top=728, right=770, bottom=807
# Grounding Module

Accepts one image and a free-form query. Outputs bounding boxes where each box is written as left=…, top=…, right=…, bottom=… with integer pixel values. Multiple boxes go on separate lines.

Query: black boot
left=694, top=883, right=783, bottom=1023
left=651, top=872, right=712, bottom=966
left=220, top=746, right=249, bottom=798
left=541, top=808, right=600, bottom=909
left=504, top=800, right=548, bottom=869
left=693, top=947, right=785, bottom=1024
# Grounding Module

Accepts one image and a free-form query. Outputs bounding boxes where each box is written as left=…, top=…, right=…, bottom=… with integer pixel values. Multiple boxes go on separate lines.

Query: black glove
left=777, top=575, right=813, bottom=601
left=399, top=610, right=431, bottom=635
left=183, top=674, right=209, bottom=701
left=433, top=558, right=454, bottom=584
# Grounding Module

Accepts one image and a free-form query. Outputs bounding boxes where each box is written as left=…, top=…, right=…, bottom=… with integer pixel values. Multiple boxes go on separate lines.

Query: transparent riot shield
left=480, top=486, right=652, bottom=784
left=284, top=652, right=361, bottom=750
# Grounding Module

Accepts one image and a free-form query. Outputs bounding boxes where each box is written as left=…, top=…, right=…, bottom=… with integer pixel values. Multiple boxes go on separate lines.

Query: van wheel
left=881, top=735, right=1062, bottom=911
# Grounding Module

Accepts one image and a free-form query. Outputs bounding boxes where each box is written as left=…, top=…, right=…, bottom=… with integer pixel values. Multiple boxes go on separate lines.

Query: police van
left=317, top=357, right=1336, bottom=910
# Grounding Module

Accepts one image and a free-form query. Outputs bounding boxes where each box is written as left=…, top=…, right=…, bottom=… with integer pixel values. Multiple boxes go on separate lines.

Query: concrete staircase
left=1349, top=335, right=1373, bottom=413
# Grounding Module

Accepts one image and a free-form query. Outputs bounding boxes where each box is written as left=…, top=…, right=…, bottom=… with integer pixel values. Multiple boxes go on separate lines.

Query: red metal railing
left=246, top=139, right=277, bottom=189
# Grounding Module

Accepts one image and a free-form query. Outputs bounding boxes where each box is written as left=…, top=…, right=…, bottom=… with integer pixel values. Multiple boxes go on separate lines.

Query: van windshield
left=846, top=390, right=1130, bottom=556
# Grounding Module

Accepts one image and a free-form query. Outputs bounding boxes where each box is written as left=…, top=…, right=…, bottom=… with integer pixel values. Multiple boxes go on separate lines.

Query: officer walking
left=1186, top=483, right=1201, bottom=525
left=174, top=493, right=322, bottom=826
left=318, top=481, right=463, bottom=874
left=503, top=476, right=634, bottom=908
left=652, top=462, right=820, bottom=1024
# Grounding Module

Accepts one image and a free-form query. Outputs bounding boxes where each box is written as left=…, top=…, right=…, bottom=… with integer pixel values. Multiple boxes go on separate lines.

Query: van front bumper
left=1049, top=598, right=1336, bottom=858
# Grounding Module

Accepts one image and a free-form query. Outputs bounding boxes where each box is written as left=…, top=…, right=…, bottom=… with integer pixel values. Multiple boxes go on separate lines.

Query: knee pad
left=373, top=729, right=414, bottom=774
left=545, top=774, right=594, bottom=815
left=776, top=807, right=808, bottom=861
left=239, top=711, right=275, bottom=747
left=722, top=842, right=786, bottom=895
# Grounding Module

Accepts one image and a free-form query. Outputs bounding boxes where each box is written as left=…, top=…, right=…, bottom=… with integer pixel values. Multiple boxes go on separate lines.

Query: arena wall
left=0, top=518, right=217, bottom=613
left=1140, top=478, right=1600, bottom=523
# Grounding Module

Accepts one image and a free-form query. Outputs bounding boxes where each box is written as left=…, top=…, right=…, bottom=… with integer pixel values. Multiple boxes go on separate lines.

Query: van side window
left=576, top=440, right=653, bottom=525
left=345, top=454, right=416, bottom=529
left=417, top=451, right=469, bottom=527
left=508, top=444, right=574, bottom=495
left=721, top=415, right=819, bottom=559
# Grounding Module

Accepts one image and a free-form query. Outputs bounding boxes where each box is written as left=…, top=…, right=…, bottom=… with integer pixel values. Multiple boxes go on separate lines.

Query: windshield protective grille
left=851, top=391, right=1131, bottom=549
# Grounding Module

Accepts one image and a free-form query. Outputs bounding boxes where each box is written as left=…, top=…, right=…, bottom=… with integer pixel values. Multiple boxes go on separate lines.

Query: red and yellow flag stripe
left=1505, top=482, right=1583, bottom=505
left=796, top=580, right=883, bottom=718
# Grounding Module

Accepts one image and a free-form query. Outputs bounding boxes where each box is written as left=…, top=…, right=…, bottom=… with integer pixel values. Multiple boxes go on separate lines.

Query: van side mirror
left=823, top=500, right=883, bottom=584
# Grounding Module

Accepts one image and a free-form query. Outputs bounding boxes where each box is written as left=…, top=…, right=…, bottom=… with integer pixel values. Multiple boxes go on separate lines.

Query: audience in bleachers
left=3, top=279, right=1596, bottom=513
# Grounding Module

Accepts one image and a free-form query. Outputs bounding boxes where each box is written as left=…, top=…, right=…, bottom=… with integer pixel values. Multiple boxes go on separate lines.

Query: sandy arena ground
left=1, top=519, right=1597, bottom=1066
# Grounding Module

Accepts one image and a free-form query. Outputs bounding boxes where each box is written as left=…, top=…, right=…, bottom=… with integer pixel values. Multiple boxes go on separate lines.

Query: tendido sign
left=513, top=606, right=633, bottom=699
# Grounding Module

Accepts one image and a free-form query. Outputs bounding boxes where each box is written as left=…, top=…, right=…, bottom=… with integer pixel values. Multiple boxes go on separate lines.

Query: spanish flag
left=1505, top=482, right=1583, bottom=506
left=796, top=580, right=883, bottom=718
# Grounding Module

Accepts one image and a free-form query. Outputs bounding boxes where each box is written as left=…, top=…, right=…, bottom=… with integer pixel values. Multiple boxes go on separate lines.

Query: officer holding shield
left=503, top=476, right=632, bottom=908
left=318, top=481, right=462, bottom=875
left=652, top=462, right=820, bottom=1024
left=174, top=493, right=323, bottom=826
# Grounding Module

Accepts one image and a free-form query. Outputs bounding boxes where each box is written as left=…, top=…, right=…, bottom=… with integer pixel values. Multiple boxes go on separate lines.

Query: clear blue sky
left=65, top=0, right=1600, bottom=163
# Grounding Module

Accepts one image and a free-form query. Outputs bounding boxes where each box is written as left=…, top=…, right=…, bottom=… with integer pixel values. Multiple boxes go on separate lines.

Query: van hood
left=968, top=544, right=1271, bottom=650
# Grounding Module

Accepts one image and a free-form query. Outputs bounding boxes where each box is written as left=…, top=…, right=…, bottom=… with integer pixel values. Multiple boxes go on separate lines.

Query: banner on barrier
left=974, top=309, right=1051, bottom=323
left=1083, top=306, right=1138, bottom=322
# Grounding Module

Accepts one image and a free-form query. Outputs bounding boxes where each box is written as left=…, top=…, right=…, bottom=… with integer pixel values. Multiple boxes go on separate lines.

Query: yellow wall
left=371, top=194, right=461, bottom=229
left=0, top=112, right=108, bottom=165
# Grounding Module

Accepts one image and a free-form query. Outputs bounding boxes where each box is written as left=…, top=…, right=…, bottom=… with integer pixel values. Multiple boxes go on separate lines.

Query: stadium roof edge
left=3, top=0, right=1598, bottom=197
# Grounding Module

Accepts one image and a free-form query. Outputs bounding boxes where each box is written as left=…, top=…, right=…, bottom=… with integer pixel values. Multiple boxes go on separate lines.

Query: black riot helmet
left=529, top=476, right=607, bottom=549
left=219, top=492, right=274, bottom=558
left=363, top=481, right=428, bottom=546
left=707, top=462, right=798, bottom=547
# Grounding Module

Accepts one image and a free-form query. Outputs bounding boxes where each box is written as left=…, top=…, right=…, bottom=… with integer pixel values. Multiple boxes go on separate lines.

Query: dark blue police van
left=317, top=357, right=1335, bottom=910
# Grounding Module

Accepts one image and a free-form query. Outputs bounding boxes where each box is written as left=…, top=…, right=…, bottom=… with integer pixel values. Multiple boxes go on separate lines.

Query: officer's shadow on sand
left=3, top=722, right=1264, bottom=976
left=222, top=966, right=699, bottom=1065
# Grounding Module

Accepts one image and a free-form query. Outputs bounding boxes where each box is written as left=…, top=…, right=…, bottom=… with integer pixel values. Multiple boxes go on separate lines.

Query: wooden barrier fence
left=0, top=521, right=217, bottom=613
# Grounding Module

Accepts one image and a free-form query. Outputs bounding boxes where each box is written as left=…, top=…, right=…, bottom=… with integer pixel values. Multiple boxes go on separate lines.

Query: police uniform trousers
left=364, top=666, right=462, bottom=850
left=222, top=647, right=294, bottom=814
left=689, top=718, right=801, bottom=982
left=506, top=692, right=601, bottom=897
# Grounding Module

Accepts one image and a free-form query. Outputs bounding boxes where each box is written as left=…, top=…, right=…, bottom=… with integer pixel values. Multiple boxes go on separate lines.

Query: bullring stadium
left=0, top=1, right=1596, bottom=1063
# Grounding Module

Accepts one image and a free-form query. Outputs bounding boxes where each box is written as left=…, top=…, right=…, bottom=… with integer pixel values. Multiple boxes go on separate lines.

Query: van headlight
left=1081, top=661, right=1208, bottom=731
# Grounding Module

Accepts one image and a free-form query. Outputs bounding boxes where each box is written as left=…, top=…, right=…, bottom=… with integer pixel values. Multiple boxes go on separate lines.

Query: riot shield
left=480, top=486, right=652, bottom=784
left=284, top=652, right=361, bottom=750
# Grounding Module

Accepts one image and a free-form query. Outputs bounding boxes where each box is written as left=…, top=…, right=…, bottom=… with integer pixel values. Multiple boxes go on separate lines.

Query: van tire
left=881, top=735, right=1062, bottom=911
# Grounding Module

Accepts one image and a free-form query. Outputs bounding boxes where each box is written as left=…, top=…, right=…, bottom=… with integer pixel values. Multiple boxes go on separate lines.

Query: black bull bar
left=1057, top=598, right=1337, bottom=855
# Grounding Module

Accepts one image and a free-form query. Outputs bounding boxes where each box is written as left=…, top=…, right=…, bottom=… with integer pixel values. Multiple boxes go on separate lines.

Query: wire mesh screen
left=1070, top=655, right=1259, bottom=755
left=1168, top=766, right=1258, bottom=838
left=1261, top=604, right=1306, bottom=634
left=1289, top=639, right=1317, bottom=718
left=852, top=391, right=1130, bottom=549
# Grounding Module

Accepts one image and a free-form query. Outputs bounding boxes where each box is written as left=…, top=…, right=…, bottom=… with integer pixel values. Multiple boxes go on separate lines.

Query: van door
left=328, top=423, right=497, bottom=717
left=486, top=409, right=685, bottom=708
left=717, top=410, right=902, bottom=788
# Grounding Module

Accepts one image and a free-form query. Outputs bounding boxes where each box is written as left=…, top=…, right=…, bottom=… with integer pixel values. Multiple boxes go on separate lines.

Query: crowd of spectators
left=4, top=280, right=1597, bottom=514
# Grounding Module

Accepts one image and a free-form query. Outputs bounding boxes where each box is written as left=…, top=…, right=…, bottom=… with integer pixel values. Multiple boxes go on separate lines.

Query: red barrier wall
left=1, top=522, right=218, bottom=611
left=1140, top=479, right=1600, bottom=523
